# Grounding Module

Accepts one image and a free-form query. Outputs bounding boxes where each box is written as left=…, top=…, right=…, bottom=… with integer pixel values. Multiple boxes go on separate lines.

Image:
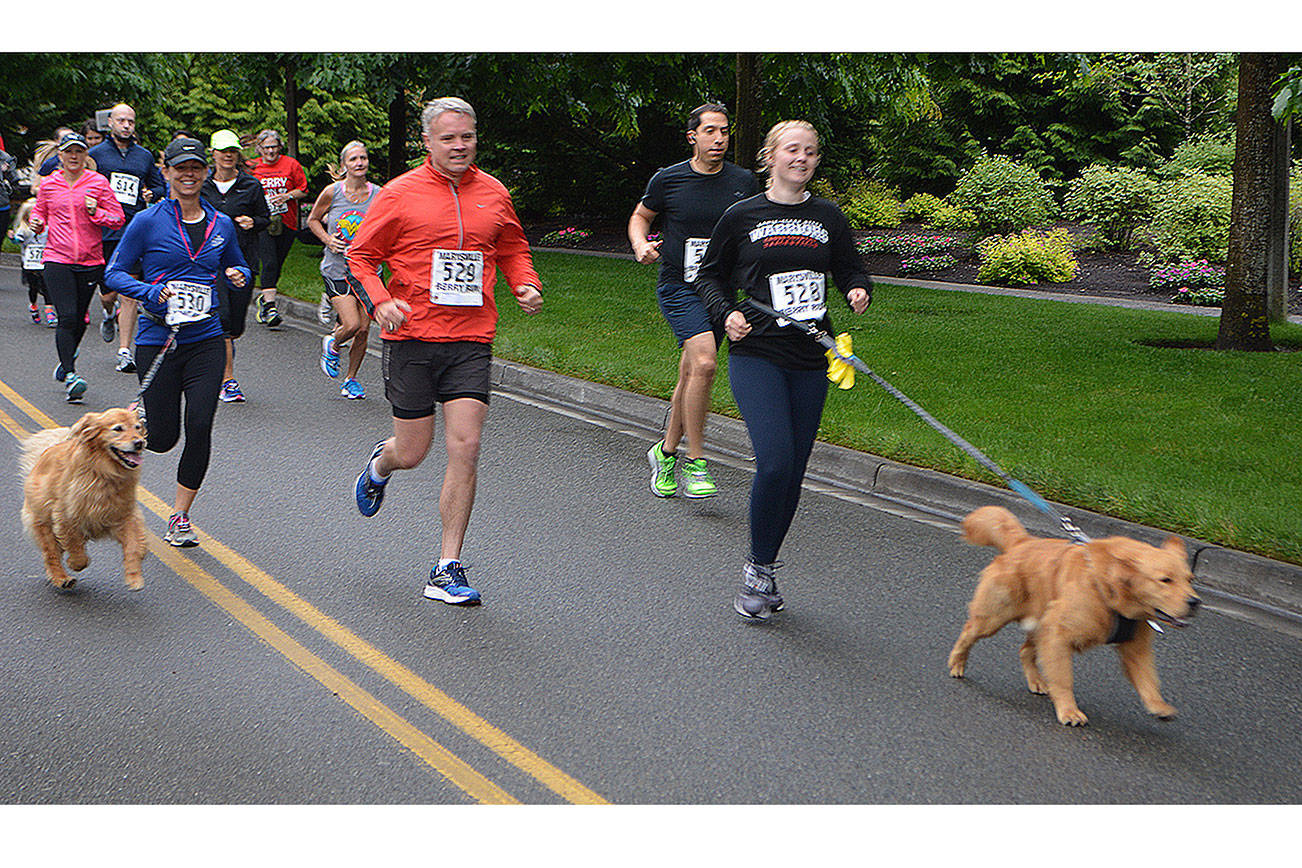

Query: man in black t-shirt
left=628, top=102, right=758, bottom=499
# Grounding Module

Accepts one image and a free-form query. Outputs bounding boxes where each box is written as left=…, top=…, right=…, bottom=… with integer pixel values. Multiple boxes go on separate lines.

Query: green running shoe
left=680, top=456, right=718, bottom=498
left=647, top=440, right=677, bottom=497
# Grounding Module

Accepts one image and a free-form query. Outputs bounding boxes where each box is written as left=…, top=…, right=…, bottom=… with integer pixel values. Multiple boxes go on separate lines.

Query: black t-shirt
left=639, top=160, right=758, bottom=285
left=695, top=193, right=872, bottom=370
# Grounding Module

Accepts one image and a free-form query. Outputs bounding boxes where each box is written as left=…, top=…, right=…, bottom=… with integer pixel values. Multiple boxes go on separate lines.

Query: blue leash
left=743, top=297, right=1090, bottom=544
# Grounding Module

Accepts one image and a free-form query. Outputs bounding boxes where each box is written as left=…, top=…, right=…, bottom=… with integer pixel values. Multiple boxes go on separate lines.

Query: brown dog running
left=947, top=505, right=1200, bottom=726
left=20, top=408, right=148, bottom=591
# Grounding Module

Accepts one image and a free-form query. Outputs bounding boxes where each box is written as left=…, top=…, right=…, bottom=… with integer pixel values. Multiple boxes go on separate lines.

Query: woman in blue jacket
left=105, top=137, right=252, bottom=547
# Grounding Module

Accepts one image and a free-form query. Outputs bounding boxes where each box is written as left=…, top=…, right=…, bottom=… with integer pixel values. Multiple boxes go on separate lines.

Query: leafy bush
left=1140, top=172, right=1232, bottom=263
left=1158, top=133, right=1235, bottom=179
left=930, top=202, right=980, bottom=232
left=856, top=232, right=969, bottom=257
left=976, top=228, right=1078, bottom=286
left=1148, top=259, right=1225, bottom=291
left=841, top=180, right=903, bottom=229
left=899, top=254, right=957, bottom=274
left=1062, top=164, right=1158, bottom=250
left=856, top=235, right=895, bottom=254
left=539, top=227, right=591, bottom=247
left=902, top=193, right=946, bottom=222
left=948, top=152, right=1055, bottom=233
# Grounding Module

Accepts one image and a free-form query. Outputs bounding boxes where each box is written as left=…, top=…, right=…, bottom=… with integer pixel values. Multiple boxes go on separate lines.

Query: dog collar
left=1106, top=615, right=1138, bottom=644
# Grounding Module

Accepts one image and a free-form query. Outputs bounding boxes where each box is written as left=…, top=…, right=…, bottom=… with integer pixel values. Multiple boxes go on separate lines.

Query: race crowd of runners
left=3, top=97, right=873, bottom=619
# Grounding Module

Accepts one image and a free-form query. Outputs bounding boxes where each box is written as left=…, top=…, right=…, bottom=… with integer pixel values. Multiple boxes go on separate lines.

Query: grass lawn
left=276, top=245, right=1302, bottom=566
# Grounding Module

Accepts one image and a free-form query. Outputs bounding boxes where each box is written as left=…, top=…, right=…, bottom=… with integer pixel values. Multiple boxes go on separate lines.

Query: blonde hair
left=328, top=140, right=368, bottom=182
left=757, top=120, right=819, bottom=186
left=11, top=197, right=36, bottom=233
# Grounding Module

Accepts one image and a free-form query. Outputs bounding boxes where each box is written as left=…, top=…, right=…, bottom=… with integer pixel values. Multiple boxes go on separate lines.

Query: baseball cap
left=210, top=129, right=241, bottom=151
left=58, top=132, right=89, bottom=151
left=164, top=137, right=207, bottom=166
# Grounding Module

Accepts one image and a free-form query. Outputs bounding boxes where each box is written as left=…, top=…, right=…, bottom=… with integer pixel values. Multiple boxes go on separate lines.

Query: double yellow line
left=0, top=379, right=607, bottom=805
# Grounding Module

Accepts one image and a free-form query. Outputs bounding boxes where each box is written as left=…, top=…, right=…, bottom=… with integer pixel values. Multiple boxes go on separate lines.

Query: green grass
left=280, top=246, right=1302, bottom=565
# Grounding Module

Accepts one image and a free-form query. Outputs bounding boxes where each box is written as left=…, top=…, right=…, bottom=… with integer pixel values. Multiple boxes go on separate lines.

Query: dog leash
left=743, top=297, right=1091, bottom=545
left=129, top=325, right=180, bottom=420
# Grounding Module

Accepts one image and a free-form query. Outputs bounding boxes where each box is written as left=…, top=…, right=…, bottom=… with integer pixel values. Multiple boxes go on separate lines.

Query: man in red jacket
left=347, top=96, right=542, bottom=606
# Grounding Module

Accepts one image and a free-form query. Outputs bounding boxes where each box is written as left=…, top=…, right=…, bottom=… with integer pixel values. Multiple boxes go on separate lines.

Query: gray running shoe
left=734, top=559, right=784, bottom=620
left=100, top=303, right=118, bottom=343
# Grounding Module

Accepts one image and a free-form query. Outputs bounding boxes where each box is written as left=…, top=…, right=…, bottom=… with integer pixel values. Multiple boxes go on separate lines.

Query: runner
left=628, top=102, right=757, bottom=499
left=693, top=120, right=872, bottom=621
left=28, top=132, right=125, bottom=403
left=9, top=199, right=50, bottom=324
left=346, top=97, right=542, bottom=606
left=200, top=129, right=271, bottom=403
left=89, top=103, right=167, bottom=374
left=307, top=140, right=377, bottom=399
left=248, top=129, right=308, bottom=329
left=104, top=137, right=252, bottom=546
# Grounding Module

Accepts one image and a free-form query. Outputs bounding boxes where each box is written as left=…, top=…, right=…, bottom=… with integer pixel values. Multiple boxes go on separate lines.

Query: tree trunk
left=1217, top=53, right=1280, bottom=351
left=285, top=57, right=299, bottom=159
left=388, top=89, right=407, bottom=181
left=1266, top=117, right=1291, bottom=321
left=734, top=54, right=762, bottom=173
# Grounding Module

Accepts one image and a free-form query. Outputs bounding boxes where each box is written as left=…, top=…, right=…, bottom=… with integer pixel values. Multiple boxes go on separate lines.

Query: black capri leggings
left=43, top=262, right=102, bottom=374
left=256, top=229, right=295, bottom=288
left=135, top=336, right=226, bottom=491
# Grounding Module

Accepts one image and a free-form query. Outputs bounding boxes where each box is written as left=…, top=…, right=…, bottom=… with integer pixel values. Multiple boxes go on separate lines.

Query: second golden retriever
left=947, top=505, right=1200, bottom=726
left=20, top=408, right=148, bottom=591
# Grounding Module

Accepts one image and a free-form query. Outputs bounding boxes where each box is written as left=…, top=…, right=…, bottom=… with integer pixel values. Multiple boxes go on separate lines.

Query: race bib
left=265, top=193, right=288, bottom=216
left=164, top=280, right=213, bottom=326
left=110, top=172, right=140, bottom=207
left=768, top=269, right=826, bottom=322
left=683, top=237, right=709, bottom=282
left=429, top=249, right=484, bottom=307
left=22, top=242, right=45, bottom=270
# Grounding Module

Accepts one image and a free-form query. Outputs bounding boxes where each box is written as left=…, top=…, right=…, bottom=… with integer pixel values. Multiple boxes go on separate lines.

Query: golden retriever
left=947, top=505, right=1200, bottom=726
left=20, top=408, right=148, bottom=591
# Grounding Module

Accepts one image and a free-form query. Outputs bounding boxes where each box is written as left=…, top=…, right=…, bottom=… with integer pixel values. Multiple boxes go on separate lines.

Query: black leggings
left=728, top=353, right=829, bottom=565
left=136, top=336, right=225, bottom=491
left=256, top=230, right=295, bottom=288
left=23, top=269, right=48, bottom=305
left=44, top=262, right=102, bottom=374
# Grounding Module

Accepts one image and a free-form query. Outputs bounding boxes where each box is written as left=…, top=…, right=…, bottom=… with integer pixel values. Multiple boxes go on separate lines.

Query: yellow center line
left=1, top=379, right=608, bottom=804
left=148, top=536, right=519, bottom=804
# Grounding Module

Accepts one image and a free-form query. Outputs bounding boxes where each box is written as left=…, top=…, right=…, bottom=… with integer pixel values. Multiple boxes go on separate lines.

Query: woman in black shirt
left=695, top=120, right=872, bottom=621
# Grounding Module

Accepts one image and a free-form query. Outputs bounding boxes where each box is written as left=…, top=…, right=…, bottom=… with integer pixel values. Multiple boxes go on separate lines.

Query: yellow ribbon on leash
left=825, top=332, right=855, bottom=389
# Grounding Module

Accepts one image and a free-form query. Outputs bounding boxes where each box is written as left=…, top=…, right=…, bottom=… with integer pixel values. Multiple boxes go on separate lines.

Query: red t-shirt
left=249, top=154, right=308, bottom=231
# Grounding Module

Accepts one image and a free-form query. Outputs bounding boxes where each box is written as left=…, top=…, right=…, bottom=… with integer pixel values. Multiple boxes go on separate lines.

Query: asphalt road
left=2, top=267, right=1299, bottom=805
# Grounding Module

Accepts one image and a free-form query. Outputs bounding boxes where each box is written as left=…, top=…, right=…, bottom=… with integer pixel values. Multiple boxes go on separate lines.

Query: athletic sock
left=368, top=461, right=389, bottom=485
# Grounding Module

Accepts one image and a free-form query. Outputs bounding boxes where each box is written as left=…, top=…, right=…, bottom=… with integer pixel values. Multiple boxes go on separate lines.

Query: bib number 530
left=164, top=280, right=213, bottom=326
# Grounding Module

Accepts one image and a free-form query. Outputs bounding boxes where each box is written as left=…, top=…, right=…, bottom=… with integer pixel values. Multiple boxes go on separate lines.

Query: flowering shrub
left=899, top=254, right=958, bottom=274
left=539, top=227, right=591, bottom=248
left=976, top=228, right=1078, bottom=286
left=1148, top=259, right=1224, bottom=291
left=1169, top=286, right=1225, bottom=306
left=930, top=203, right=979, bottom=232
left=857, top=232, right=968, bottom=257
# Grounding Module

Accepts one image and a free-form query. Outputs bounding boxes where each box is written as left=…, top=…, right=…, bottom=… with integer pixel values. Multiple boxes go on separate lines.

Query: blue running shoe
left=65, top=374, right=87, bottom=403
left=424, top=561, right=481, bottom=605
left=321, top=334, right=340, bottom=378
left=354, top=441, right=388, bottom=517
left=341, top=377, right=365, bottom=399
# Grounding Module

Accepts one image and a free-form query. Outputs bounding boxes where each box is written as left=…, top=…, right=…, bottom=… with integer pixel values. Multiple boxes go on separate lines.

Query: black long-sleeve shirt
left=695, top=193, right=872, bottom=369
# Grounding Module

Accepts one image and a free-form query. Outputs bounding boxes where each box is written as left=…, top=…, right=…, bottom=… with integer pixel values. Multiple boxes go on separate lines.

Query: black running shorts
left=382, top=339, right=491, bottom=418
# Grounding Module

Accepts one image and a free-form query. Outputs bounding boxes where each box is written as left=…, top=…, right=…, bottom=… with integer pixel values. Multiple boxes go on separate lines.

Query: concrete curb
left=232, top=287, right=1302, bottom=622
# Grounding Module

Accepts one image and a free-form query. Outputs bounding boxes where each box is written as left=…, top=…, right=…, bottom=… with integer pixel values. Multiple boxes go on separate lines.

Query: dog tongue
left=119, top=451, right=142, bottom=467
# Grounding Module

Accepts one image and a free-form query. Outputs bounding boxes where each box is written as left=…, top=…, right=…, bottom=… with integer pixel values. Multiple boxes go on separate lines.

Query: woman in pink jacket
left=30, top=132, right=125, bottom=402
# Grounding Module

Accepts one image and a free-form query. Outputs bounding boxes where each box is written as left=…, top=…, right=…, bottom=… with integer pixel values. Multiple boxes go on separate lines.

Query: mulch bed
left=524, top=217, right=1302, bottom=317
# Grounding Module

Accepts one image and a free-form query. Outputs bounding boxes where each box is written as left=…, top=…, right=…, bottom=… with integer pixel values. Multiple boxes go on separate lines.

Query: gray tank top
left=320, top=181, right=377, bottom=279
